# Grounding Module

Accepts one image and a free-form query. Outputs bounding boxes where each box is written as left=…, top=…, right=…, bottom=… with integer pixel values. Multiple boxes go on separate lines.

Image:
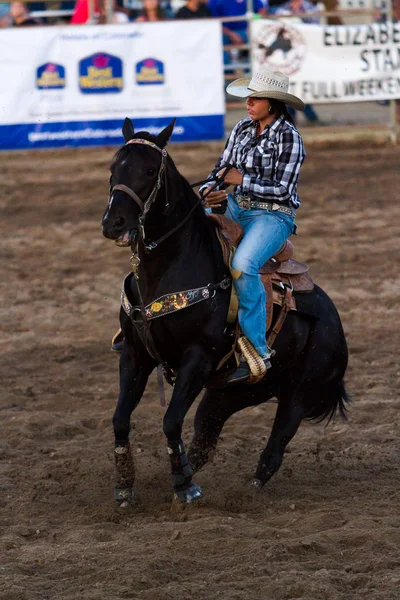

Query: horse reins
left=145, top=164, right=233, bottom=251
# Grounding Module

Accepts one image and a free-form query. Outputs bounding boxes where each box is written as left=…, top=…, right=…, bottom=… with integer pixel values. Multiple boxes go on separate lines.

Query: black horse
left=101, top=118, right=349, bottom=506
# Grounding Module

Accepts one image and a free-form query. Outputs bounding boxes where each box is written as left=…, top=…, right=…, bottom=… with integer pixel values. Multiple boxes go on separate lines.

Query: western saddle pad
left=207, top=213, right=314, bottom=346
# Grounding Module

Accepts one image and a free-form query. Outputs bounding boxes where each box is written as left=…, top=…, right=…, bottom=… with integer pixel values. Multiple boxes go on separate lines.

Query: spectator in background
left=10, top=2, right=41, bottom=25
left=71, top=0, right=129, bottom=23
left=0, top=3, right=11, bottom=28
left=71, top=0, right=105, bottom=23
left=135, top=0, right=169, bottom=21
left=275, top=0, right=319, bottom=24
left=208, top=0, right=267, bottom=66
left=175, top=0, right=211, bottom=19
left=275, top=0, right=320, bottom=124
left=267, top=0, right=289, bottom=14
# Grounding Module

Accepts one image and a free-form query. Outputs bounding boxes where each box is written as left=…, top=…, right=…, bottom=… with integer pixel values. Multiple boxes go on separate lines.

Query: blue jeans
left=225, top=195, right=295, bottom=356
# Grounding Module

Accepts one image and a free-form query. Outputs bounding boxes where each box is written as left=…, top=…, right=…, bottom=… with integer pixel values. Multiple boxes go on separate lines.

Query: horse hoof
left=251, top=479, right=263, bottom=492
left=174, top=482, right=203, bottom=504
left=114, top=487, right=134, bottom=507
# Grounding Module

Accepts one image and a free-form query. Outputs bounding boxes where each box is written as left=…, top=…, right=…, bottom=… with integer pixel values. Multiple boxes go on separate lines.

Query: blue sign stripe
left=0, top=116, right=224, bottom=150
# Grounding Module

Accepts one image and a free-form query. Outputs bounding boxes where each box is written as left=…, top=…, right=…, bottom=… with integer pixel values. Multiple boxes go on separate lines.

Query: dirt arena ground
left=1, top=139, right=399, bottom=600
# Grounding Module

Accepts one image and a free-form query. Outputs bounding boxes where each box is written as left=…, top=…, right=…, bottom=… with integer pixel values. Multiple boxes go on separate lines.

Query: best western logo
left=79, top=53, right=123, bottom=94
left=135, top=58, right=165, bottom=86
left=36, top=63, right=66, bottom=90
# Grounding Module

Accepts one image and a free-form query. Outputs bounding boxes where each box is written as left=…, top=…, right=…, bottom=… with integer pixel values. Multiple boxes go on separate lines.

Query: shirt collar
left=251, top=114, right=285, bottom=140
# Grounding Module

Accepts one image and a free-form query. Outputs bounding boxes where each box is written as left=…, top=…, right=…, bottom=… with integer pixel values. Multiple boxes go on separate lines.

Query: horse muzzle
left=102, top=222, right=137, bottom=247
left=114, top=229, right=137, bottom=247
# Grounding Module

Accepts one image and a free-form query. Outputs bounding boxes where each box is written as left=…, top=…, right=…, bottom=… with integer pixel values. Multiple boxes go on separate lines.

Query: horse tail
left=305, top=378, right=350, bottom=424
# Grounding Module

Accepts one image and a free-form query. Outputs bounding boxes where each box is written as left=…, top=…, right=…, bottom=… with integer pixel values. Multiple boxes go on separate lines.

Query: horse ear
left=155, top=118, right=176, bottom=148
left=122, top=118, right=135, bottom=143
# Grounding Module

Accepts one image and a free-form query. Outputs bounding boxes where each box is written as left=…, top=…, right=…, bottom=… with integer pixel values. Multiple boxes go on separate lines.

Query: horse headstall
left=108, top=138, right=169, bottom=233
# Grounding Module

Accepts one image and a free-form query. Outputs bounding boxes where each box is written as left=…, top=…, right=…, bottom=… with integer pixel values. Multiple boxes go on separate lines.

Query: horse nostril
left=114, top=217, right=126, bottom=228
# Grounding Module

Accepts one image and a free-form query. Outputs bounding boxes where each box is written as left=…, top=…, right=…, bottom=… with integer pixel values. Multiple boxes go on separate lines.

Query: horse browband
left=125, top=138, right=167, bottom=155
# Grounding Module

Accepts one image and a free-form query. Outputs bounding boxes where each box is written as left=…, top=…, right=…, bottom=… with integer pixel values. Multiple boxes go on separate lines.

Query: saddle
left=207, top=213, right=314, bottom=348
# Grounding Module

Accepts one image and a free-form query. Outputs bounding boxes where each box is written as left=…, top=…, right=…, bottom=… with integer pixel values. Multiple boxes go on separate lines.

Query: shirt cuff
left=199, top=182, right=214, bottom=194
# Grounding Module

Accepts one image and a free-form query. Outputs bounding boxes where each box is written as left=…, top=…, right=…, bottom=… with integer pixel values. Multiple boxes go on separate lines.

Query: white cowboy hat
left=226, top=67, right=304, bottom=111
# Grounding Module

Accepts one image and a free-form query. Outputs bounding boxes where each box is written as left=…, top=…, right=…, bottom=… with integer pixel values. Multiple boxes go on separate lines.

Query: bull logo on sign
left=253, top=23, right=306, bottom=76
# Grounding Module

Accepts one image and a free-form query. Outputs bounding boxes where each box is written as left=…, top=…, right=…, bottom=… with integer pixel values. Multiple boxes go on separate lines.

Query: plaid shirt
left=209, top=115, right=306, bottom=209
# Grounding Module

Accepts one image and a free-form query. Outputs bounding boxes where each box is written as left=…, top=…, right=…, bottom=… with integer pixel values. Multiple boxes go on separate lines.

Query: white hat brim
left=226, top=77, right=305, bottom=112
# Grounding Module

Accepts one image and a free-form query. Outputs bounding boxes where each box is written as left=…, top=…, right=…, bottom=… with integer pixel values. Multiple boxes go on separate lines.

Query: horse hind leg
left=253, top=376, right=350, bottom=489
left=188, top=386, right=265, bottom=475
left=253, top=387, right=305, bottom=489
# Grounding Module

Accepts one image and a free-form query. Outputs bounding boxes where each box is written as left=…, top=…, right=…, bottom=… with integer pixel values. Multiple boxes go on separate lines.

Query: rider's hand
left=202, top=189, right=228, bottom=208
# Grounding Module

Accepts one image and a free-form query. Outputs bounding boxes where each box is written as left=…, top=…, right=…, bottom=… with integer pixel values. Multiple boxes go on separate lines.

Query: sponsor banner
left=0, top=116, right=224, bottom=150
left=0, top=21, right=224, bottom=149
left=251, top=20, right=400, bottom=103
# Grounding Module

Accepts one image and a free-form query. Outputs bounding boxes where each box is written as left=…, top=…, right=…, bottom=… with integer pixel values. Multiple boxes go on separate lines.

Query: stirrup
left=111, top=328, right=124, bottom=353
left=237, top=337, right=270, bottom=384
left=225, top=355, right=272, bottom=386
left=225, top=338, right=273, bottom=386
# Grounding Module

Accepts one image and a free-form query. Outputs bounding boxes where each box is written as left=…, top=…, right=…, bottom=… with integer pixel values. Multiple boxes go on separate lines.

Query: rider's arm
left=240, top=127, right=306, bottom=206
left=199, top=120, right=241, bottom=194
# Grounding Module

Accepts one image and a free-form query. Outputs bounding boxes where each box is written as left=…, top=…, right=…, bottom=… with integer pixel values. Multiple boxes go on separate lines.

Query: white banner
left=0, top=20, right=224, bottom=149
left=251, top=20, right=400, bottom=104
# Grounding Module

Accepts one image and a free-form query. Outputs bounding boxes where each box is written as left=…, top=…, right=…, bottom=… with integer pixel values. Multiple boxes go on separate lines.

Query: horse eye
left=147, top=168, right=155, bottom=176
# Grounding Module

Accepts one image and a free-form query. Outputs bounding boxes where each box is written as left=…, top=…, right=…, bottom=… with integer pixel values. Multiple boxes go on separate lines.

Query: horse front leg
left=163, top=346, right=212, bottom=504
left=113, top=343, right=154, bottom=507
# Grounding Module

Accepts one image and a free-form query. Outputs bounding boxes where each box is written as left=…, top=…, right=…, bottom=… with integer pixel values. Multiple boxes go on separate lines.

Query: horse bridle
left=108, top=137, right=232, bottom=253
left=109, top=138, right=169, bottom=246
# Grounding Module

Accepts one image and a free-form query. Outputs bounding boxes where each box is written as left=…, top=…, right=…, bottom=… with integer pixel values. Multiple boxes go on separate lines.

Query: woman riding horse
left=202, top=67, right=306, bottom=385
left=101, top=107, right=348, bottom=506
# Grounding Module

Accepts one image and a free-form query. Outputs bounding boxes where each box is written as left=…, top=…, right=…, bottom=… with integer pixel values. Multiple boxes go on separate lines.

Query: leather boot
left=225, top=355, right=272, bottom=385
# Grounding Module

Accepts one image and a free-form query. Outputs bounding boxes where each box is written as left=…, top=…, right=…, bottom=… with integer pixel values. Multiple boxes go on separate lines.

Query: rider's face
left=246, top=97, right=271, bottom=122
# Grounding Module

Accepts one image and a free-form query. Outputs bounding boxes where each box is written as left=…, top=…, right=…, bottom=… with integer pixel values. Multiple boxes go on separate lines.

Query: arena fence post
left=387, top=0, right=399, bottom=144
left=105, top=0, right=113, bottom=24
left=246, top=0, right=254, bottom=63
left=87, top=0, right=94, bottom=23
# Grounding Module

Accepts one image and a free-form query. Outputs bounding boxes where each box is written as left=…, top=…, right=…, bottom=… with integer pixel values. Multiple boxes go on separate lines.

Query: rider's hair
left=268, top=99, right=296, bottom=125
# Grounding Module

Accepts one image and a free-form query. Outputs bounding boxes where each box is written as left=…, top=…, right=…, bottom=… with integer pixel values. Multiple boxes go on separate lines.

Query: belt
left=235, top=194, right=296, bottom=218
